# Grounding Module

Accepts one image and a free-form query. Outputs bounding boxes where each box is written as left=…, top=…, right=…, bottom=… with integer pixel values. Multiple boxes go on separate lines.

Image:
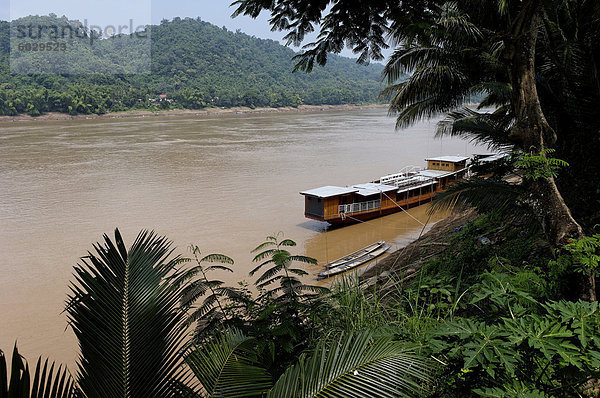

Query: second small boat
left=323, top=240, right=385, bottom=269
left=318, top=242, right=391, bottom=279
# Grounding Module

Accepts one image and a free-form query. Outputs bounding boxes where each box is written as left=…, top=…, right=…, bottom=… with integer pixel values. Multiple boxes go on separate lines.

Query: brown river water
left=0, top=108, right=486, bottom=367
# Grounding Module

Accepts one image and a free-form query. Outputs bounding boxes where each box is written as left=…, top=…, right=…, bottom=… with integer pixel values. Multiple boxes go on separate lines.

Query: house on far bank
left=150, top=94, right=172, bottom=103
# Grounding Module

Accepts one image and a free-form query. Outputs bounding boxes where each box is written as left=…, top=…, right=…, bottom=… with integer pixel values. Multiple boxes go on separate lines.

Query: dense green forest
left=0, top=15, right=384, bottom=116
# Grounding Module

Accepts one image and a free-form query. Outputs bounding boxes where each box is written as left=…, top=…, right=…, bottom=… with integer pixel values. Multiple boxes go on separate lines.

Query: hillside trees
left=0, top=16, right=384, bottom=116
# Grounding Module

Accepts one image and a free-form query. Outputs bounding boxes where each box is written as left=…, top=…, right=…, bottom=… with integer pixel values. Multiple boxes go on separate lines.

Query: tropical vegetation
left=1, top=230, right=435, bottom=397
left=0, top=15, right=384, bottom=116
left=4, top=213, right=600, bottom=396
left=4, top=0, right=600, bottom=396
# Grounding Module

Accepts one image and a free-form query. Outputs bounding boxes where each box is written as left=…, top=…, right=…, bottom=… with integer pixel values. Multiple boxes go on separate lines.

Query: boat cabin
left=300, top=156, right=470, bottom=224
left=425, top=156, right=468, bottom=172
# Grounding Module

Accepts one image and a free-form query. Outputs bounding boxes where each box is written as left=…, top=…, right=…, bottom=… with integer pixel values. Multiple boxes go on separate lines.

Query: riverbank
left=361, top=210, right=478, bottom=284
left=0, top=104, right=386, bottom=123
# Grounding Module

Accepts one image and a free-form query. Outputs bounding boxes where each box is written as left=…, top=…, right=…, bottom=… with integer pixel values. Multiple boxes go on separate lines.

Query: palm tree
left=248, top=234, right=328, bottom=376
left=250, top=233, right=323, bottom=299
left=179, top=246, right=244, bottom=341
left=381, top=2, right=496, bottom=129
left=381, top=0, right=588, bottom=246
left=65, top=229, right=193, bottom=397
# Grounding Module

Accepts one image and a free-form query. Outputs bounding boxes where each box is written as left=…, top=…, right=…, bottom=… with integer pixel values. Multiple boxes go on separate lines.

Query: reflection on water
left=303, top=204, right=447, bottom=281
left=0, top=108, right=485, bottom=367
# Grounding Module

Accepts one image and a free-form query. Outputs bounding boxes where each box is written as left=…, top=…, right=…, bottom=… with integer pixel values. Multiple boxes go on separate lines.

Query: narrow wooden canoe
left=323, top=240, right=385, bottom=269
left=318, top=244, right=391, bottom=279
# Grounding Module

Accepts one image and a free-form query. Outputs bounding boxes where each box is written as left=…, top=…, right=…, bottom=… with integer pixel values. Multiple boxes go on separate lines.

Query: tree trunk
left=505, top=3, right=584, bottom=247
left=589, top=270, right=597, bottom=302
left=504, top=2, right=592, bottom=300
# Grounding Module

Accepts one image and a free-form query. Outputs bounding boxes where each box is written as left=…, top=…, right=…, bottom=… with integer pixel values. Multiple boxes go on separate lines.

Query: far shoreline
left=0, top=103, right=388, bottom=124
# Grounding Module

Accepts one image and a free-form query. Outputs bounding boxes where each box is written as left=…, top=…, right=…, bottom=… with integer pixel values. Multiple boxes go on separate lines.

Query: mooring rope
left=380, top=191, right=426, bottom=226
left=342, top=213, right=368, bottom=223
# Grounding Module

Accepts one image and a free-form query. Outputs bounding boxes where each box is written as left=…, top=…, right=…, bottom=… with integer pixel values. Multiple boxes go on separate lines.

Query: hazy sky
left=2, top=0, right=365, bottom=57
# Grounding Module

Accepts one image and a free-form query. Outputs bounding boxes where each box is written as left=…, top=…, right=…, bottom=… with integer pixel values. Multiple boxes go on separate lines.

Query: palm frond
left=31, top=358, right=74, bottom=398
left=287, top=268, right=309, bottom=277
left=381, top=1, right=507, bottom=133
left=267, top=332, right=433, bottom=398
left=0, top=351, right=5, bottom=396
left=251, top=249, right=277, bottom=264
left=186, top=329, right=272, bottom=398
left=383, top=46, right=444, bottom=82
left=388, top=66, right=469, bottom=106
left=199, top=253, right=234, bottom=264
left=255, top=263, right=286, bottom=286
left=382, top=62, right=473, bottom=129
left=249, top=257, right=275, bottom=276
left=180, top=279, right=211, bottom=308
left=435, top=106, right=514, bottom=150
left=65, top=229, right=192, bottom=397
left=278, top=239, right=297, bottom=247
left=394, top=94, right=467, bottom=130
left=437, top=2, right=483, bottom=42
left=472, top=82, right=512, bottom=108
left=1, top=345, right=74, bottom=398
left=288, top=255, right=318, bottom=265
left=204, top=265, right=234, bottom=273
left=429, top=178, right=525, bottom=215
left=257, top=275, right=284, bottom=289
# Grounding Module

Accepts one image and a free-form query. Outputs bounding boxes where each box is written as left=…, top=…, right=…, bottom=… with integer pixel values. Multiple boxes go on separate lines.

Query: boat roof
left=417, top=169, right=455, bottom=178
left=425, top=155, right=470, bottom=163
left=478, top=152, right=510, bottom=163
left=300, top=185, right=358, bottom=198
left=352, top=183, right=397, bottom=196
left=397, top=180, right=436, bottom=193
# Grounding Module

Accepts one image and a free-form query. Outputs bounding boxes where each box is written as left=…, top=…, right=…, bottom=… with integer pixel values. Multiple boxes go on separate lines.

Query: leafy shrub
left=428, top=273, right=600, bottom=397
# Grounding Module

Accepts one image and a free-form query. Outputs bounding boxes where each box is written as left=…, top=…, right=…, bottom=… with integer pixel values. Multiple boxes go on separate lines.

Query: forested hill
left=0, top=16, right=385, bottom=116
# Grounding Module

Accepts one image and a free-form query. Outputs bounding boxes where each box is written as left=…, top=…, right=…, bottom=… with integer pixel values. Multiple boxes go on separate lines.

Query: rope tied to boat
left=380, top=191, right=426, bottom=226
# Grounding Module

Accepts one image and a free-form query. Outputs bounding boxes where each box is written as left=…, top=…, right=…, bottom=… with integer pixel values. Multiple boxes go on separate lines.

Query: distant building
left=150, top=94, right=169, bottom=103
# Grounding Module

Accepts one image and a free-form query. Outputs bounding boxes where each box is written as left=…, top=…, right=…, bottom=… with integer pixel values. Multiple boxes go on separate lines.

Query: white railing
left=379, top=166, right=423, bottom=186
left=338, top=199, right=381, bottom=215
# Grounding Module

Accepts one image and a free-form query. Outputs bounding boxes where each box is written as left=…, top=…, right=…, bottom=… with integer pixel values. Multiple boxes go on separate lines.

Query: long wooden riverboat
left=318, top=243, right=392, bottom=279
left=300, top=156, right=470, bottom=225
